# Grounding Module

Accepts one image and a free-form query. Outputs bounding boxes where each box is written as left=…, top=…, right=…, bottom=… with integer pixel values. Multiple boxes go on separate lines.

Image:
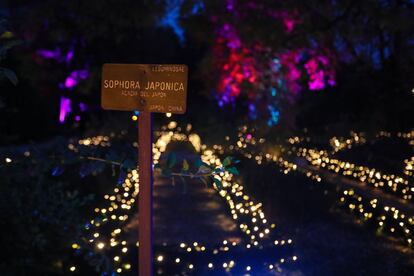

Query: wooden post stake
left=138, top=111, right=153, bottom=276
left=101, top=63, right=187, bottom=276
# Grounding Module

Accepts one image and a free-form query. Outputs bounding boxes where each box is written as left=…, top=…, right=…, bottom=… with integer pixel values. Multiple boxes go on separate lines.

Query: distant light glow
left=37, top=47, right=75, bottom=64
left=79, top=103, right=87, bottom=112
left=37, top=48, right=61, bottom=59
left=66, top=48, right=74, bottom=64
left=226, top=0, right=235, bottom=11
left=159, top=0, right=185, bottom=43
left=283, top=18, right=295, bottom=33
left=63, top=70, right=89, bottom=89
left=65, top=77, right=76, bottom=88
left=248, top=103, right=257, bottom=120
left=267, top=105, right=280, bottom=126
left=191, top=0, right=204, bottom=14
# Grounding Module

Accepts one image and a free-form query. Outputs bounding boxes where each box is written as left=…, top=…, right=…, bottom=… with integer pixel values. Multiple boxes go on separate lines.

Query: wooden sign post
left=101, top=64, right=188, bottom=276
left=138, top=110, right=153, bottom=276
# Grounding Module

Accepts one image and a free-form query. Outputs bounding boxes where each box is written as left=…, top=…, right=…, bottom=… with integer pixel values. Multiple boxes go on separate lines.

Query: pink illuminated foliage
left=214, top=24, right=259, bottom=105
left=212, top=2, right=337, bottom=124
left=269, top=10, right=302, bottom=34
left=304, top=53, right=336, bottom=90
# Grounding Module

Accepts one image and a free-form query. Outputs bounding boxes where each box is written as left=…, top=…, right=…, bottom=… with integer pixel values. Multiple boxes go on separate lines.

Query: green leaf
left=0, top=31, right=14, bottom=39
left=227, top=167, right=239, bottom=175
left=213, top=167, right=223, bottom=174
left=154, top=163, right=161, bottom=170
left=223, top=156, right=232, bottom=167
left=213, top=178, right=223, bottom=190
left=167, top=153, right=176, bottom=168
left=1, top=67, right=18, bottom=86
left=194, top=157, right=203, bottom=168
left=182, top=159, right=189, bottom=171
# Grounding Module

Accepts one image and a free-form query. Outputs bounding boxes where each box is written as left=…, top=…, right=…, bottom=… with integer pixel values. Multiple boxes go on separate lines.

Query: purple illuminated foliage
left=59, top=96, right=72, bottom=123
left=37, top=49, right=61, bottom=60
left=62, top=70, right=89, bottom=89
left=79, top=103, right=87, bottom=112
left=37, top=46, right=89, bottom=123
left=226, top=0, right=236, bottom=11
left=37, top=47, right=74, bottom=64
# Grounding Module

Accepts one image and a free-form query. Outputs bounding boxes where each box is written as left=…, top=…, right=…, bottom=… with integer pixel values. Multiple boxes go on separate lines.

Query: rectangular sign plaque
left=101, top=64, right=188, bottom=114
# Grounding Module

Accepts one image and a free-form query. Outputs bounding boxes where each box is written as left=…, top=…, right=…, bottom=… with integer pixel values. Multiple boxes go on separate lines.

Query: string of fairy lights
left=399, top=131, right=414, bottom=178
left=222, top=126, right=414, bottom=246
left=3, top=118, right=411, bottom=273
left=68, top=121, right=297, bottom=274
left=296, top=148, right=413, bottom=201
left=328, top=132, right=367, bottom=153
left=404, top=157, right=414, bottom=177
